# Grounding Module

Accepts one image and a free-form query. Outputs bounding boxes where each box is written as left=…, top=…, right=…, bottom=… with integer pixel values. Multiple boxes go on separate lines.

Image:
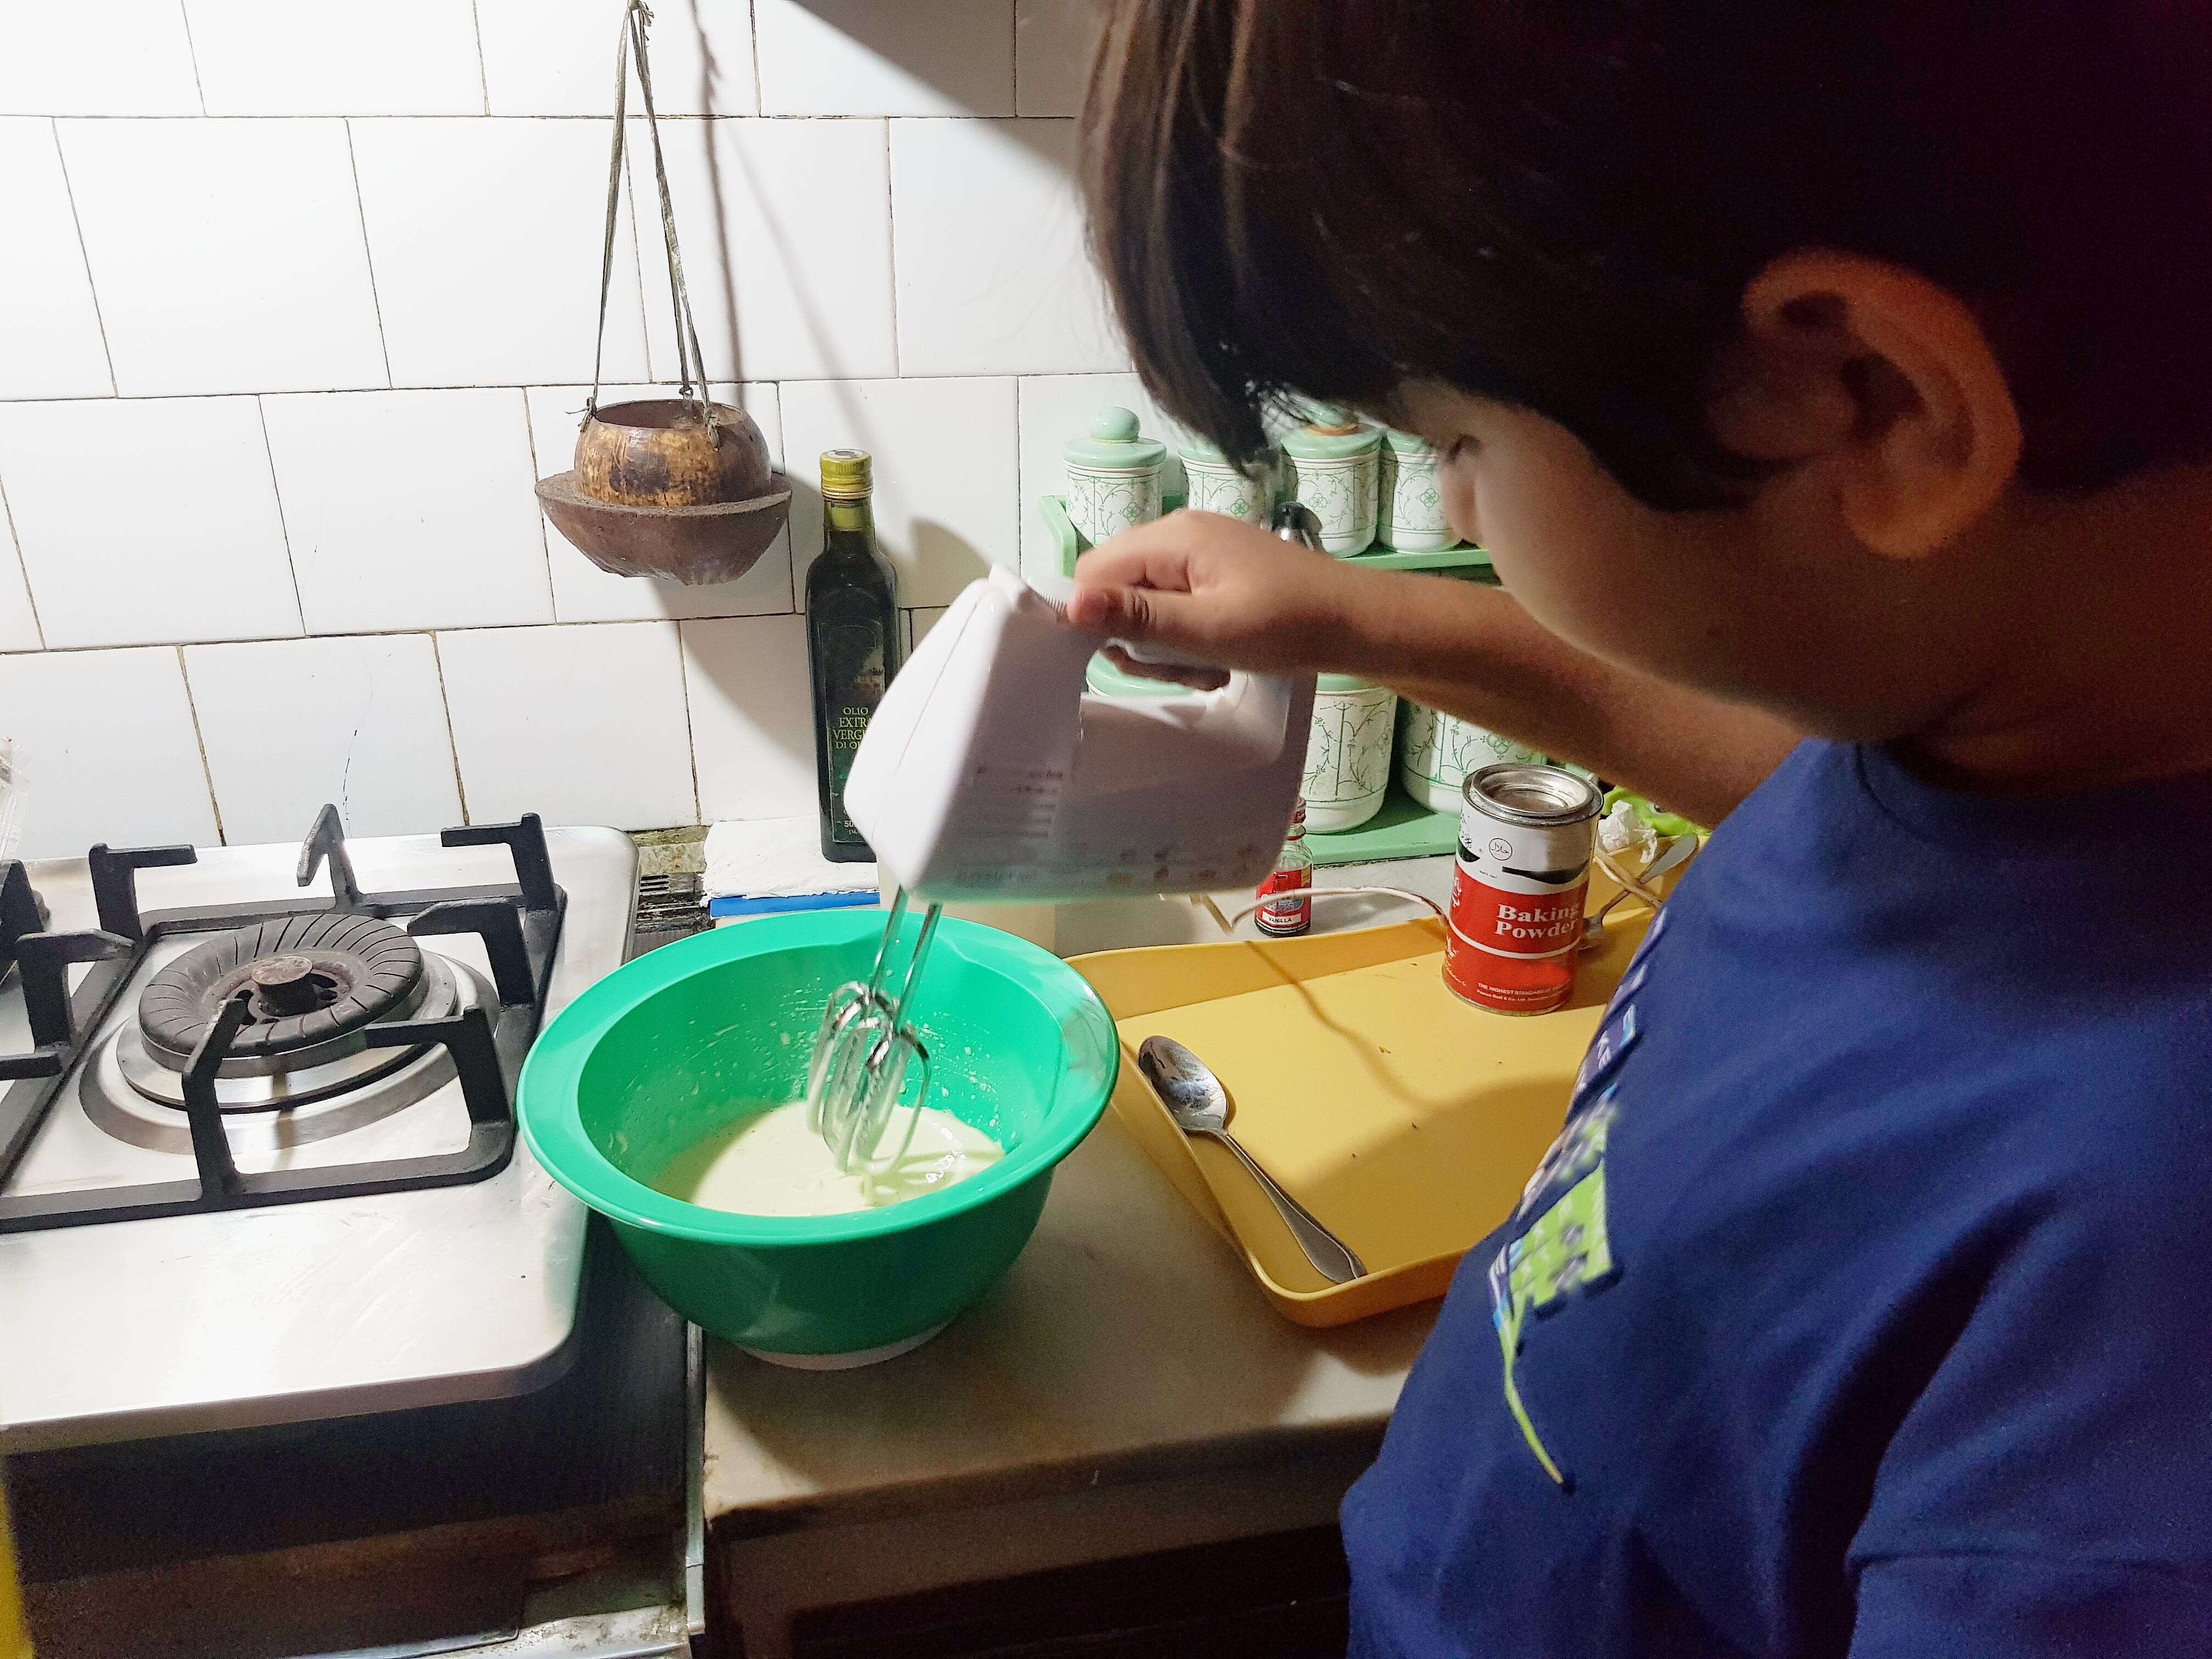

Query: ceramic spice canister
left=1303, top=672, right=1400, bottom=832
left=1176, top=430, right=1277, bottom=526
left=1376, top=427, right=1455, bottom=550
left=1063, top=407, right=1167, bottom=546
left=1282, top=407, right=1382, bottom=555
left=1397, top=703, right=1547, bottom=814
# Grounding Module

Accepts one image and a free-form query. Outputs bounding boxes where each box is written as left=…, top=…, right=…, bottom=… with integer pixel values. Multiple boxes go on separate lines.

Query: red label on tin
left=1450, top=878, right=1587, bottom=955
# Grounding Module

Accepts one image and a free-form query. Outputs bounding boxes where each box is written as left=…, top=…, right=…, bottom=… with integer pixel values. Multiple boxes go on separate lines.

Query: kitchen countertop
left=702, top=1111, right=1439, bottom=1527
left=699, top=857, right=1477, bottom=1651
left=703, top=858, right=1458, bottom=1528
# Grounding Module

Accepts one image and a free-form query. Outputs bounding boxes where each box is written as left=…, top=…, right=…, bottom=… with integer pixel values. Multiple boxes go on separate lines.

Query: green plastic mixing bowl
left=519, top=910, right=1118, bottom=1365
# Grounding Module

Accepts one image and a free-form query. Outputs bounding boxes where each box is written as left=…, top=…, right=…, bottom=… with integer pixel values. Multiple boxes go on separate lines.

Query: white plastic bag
left=1595, top=796, right=1655, bottom=861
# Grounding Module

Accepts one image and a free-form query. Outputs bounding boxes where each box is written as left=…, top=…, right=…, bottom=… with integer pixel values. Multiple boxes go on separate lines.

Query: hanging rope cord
left=588, top=0, right=718, bottom=440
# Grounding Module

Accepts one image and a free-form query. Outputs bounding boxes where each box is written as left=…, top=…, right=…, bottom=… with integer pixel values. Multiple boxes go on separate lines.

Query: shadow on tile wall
left=0, top=0, right=1126, bottom=856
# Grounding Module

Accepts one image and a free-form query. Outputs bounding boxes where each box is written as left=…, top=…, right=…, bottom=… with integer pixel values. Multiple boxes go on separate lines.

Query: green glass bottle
left=806, top=449, right=901, bottom=861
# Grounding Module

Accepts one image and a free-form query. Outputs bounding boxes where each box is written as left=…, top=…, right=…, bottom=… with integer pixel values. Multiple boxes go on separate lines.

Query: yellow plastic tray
left=1068, top=902, right=1654, bottom=1327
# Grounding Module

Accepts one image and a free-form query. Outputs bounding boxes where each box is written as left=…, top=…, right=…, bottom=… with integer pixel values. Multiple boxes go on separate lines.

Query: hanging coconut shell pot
left=533, top=1, right=791, bottom=586
left=537, top=396, right=791, bottom=585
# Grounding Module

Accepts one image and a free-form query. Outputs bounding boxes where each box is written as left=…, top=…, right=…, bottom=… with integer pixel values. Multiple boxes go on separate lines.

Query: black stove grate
left=0, top=805, right=567, bottom=1234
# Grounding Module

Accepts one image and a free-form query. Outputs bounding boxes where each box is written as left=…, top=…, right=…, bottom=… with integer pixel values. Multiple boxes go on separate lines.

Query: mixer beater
left=805, top=889, right=942, bottom=1171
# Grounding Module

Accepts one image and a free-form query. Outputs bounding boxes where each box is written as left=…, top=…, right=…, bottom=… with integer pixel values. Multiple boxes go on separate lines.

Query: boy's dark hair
left=1081, top=2, right=2212, bottom=509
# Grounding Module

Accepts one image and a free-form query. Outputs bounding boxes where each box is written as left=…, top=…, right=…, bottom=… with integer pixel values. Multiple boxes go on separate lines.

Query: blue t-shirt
left=1343, top=741, right=2212, bottom=1657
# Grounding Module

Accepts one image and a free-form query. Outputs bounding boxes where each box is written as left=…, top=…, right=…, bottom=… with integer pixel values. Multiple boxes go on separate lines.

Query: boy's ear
left=1707, top=250, right=2024, bottom=558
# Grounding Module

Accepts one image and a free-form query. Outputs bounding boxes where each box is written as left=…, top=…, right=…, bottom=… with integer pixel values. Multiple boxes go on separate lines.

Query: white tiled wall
left=0, top=0, right=1159, bottom=861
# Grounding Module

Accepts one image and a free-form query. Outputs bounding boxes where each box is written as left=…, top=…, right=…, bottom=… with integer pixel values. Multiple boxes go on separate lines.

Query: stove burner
left=140, top=915, right=425, bottom=1066
left=84, top=955, right=490, bottom=1146
left=108, top=949, right=465, bottom=1113
left=1, top=805, right=563, bottom=1235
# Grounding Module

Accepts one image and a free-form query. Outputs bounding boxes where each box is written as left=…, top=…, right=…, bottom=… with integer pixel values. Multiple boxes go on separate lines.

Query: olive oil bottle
left=806, top=449, right=901, bottom=861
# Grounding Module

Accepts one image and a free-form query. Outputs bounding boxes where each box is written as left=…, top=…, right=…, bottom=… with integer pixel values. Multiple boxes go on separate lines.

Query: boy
left=1066, top=3, right=2212, bottom=1654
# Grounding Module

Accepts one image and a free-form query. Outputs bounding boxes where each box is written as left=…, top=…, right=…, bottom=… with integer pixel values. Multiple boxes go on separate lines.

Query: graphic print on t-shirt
left=1490, top=1081, right=1626, bottom=1490
left=1484, top=910, right=1661, bottom=1492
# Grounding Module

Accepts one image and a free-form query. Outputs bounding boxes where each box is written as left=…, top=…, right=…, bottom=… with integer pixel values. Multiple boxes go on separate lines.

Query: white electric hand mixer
left=804, top=504, right=1325, bottom=1170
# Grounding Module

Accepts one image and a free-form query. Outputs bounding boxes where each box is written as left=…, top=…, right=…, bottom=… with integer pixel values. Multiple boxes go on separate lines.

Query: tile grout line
left=252, top=395, right=312, bottom=637
left=747, top=0, right=765, bottom=115
left=426, top=633, right=473, bottom=826
left=48, top=119, right=120, bottom=397
left=0, top=610, right=803, bottom=660
left=672, top=622, right=705, bottom=827
left=756, top=384, right=799, bottom=611
left=175, top=0, right=209, bottom=116
left=883, top=119, right=902, bottom=376
left=174, top=645, right=228, bottom=844
left=467, top=0, right=492, bottom=116
left=514, top=387, right=562, bottom=618
left=342, top=120, right=396, bottom=388
left=16, top=112, right=983, bottom=121
left=0, top=476, right=47, bottom=652
left=0, top=368, right=1129, bottom=405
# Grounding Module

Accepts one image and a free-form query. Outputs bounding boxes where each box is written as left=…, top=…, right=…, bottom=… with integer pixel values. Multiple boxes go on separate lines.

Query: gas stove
left=0, top=806, right=638, bottom=1453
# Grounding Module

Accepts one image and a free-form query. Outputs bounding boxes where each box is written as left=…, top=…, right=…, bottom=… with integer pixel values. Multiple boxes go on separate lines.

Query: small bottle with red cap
left=1255, top=799, right=1314, bottom=937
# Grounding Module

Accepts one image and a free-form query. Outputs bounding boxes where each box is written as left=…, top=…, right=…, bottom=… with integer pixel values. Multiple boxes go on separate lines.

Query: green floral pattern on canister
left=1304, top=673, right=1398, bottom=831
left=1398, top=702, right=1547, bottom=813
left=1282, top=407, right=1381, bottom=555
left=1178, top=430, right=1277, bottom=525
left=1376, top=428, right=1454, bottom=551
left=1063, top=407, right=1165, bottom=545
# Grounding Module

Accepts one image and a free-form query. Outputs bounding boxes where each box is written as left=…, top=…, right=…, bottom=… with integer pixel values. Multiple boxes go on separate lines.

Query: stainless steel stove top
left=0, top=823, right=637, bottom=1452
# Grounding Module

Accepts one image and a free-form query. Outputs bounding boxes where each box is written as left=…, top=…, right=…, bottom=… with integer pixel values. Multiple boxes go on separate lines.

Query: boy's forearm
left=1334, top=569, right=1802, bottom=823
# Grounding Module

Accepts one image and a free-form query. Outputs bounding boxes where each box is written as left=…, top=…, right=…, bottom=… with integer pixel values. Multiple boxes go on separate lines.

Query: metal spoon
left=1137, top=1035, right=1365, bottom=1284
left=1581, top=834, right=1697, bottom=952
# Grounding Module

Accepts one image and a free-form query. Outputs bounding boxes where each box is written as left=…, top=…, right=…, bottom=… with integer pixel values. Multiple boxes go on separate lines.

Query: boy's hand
left=1072, top=507, right=1798, bottom=821
left=1067, top=510, right=1359, bottom=686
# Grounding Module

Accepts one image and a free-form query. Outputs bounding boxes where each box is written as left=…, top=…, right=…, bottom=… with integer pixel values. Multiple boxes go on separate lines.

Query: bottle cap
left=820, top=448, right=872, bottom=499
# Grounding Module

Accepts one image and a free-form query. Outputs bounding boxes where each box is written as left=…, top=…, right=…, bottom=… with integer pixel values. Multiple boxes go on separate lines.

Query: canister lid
left=1282, top=405, right=1381, bottom=460
left=1380, top=427, right=1437, bottom=455
left=1464, top=763, right=1601, bottom=826
left=1064, top=407, right=1166, bottom=471
left=1176, top=427, right=1274, bottom=470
